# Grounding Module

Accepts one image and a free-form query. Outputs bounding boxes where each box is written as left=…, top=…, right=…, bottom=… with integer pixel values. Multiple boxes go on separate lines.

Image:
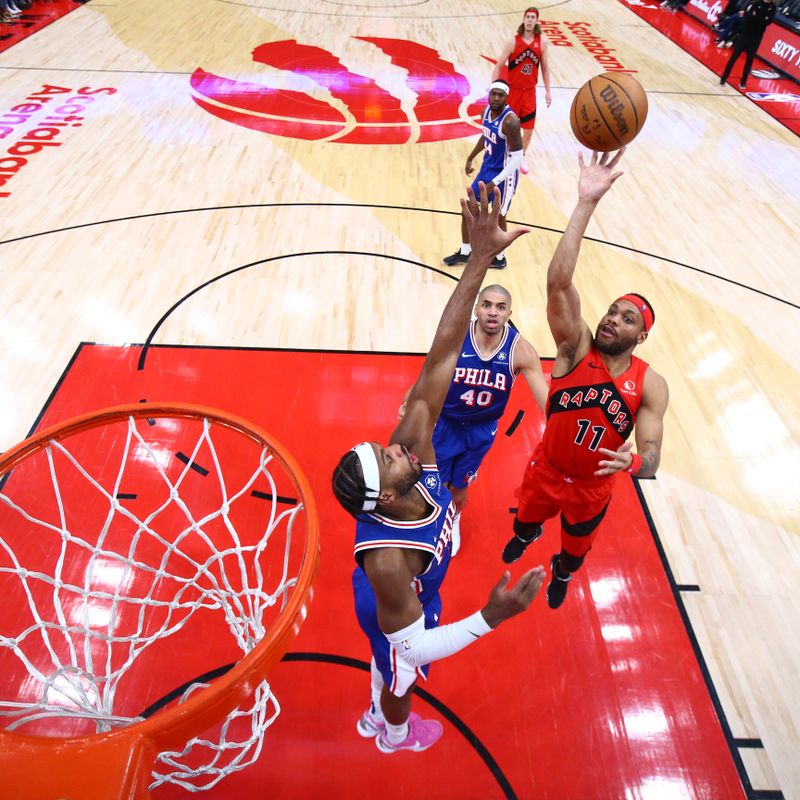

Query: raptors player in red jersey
left=501, top=149, right=669, bottom=609
left=491, top=7, right=551, bottom=175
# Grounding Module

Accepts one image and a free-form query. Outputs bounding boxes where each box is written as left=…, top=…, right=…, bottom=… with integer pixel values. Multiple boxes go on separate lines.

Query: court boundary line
left=632, top=478, right=776, bottom=799
left=208, top=0, right=573, bottom=21
left=2, top=204, right=795, bottom=311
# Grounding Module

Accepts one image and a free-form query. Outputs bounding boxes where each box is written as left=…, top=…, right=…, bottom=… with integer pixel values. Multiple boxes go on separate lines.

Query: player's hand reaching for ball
left=481, top=567, right=546, bottom=628
left=577, top=148, right=625, bottom=204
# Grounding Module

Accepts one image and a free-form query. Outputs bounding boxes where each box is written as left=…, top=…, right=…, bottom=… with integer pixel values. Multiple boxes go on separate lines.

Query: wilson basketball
left=570, top=73, right=648, bottom=152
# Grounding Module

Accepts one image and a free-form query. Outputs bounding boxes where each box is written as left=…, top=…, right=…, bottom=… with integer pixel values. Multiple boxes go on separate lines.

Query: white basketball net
left=0, top=412, right=308, bottom=791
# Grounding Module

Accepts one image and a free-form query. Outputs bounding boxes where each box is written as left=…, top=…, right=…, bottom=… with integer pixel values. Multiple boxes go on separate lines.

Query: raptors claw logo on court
left=191, top=38, right=485, bottom=144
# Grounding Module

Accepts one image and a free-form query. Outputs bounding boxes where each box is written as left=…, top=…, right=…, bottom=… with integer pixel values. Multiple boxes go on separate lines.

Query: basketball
left=570, top=73, right=648, bottom=152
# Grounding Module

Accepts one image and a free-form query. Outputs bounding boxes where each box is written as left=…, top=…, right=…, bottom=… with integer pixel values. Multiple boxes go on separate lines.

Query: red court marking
left=355, top=37, right=484, bottom=141
left=251, top=39, right=410, bottom=144
left=617, top=0, right=800, bottom=135
left=190, top=68, right=347, bottom=141
left=0, top=0, right=80, bottom=54
left=9, top=344, right=746, bottom=799
left=192, top=38, right=483, bottom=144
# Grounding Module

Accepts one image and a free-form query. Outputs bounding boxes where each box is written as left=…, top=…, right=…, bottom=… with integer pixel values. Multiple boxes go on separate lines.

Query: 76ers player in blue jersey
left=332, top=186, right=545, bottom=755
left=401, top=284, right=548, bottom=555
left=443, top=80, right=524, bottom=270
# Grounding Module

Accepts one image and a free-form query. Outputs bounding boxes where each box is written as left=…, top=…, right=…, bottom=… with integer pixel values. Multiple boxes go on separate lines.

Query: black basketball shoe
left=442, top=250, right=469, bottom=266
left=501, top=523, right=542, bottom=564
left=546, top=554, right=572, bottom=609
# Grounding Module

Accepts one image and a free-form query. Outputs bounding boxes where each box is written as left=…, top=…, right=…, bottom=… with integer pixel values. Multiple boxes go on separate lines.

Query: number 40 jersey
left=439, top=320, right=520, bottom=425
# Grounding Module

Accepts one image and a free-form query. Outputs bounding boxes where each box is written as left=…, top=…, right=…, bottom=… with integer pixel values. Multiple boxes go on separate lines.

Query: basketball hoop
left=0, top=404, right=319, bottom=799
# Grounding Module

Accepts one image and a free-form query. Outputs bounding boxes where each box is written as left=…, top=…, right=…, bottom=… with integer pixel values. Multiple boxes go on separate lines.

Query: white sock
left=369, top=659, right=385, bottom=721
left=459, top=243, right=471, bottom=256
left=496, top=250, right=505, bottom=259
left=386, top=719, right=410, bottom=744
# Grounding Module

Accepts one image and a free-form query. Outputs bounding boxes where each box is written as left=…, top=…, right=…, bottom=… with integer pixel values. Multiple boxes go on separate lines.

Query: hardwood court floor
left=0, top=0, right=798, bottom=797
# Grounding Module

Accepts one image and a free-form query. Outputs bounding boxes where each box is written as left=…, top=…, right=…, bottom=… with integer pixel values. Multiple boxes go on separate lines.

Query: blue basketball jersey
left=440, top=321, right=519, bottom=424
left=481, top=105, right=515, bottom=176
left=353, top=466, right=455, bottom=609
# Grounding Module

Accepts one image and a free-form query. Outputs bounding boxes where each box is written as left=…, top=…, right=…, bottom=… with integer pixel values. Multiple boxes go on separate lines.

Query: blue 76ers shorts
left=471, top=163, right=518, bottom=217
left=352, top=566, right=442, bottom=696
left=432, top=414, right=499, bottom=490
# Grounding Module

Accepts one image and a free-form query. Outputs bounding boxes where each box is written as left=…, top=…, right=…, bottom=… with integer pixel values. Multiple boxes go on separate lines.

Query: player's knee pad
left=514, top=516, right=542, bottom=540
left=559, top=548, right=588, bottom=573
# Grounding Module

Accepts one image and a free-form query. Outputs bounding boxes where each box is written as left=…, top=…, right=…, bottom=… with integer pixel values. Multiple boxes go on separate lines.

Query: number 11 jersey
left=542, top=344, right=648, bottom=481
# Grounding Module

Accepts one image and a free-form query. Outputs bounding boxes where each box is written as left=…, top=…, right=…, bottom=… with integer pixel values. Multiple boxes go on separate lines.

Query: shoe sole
left=356, top=720, right=383, bottom=739
left=376, top=736, right=439, bottom=753
left=357, top=718, right=384, bottom=738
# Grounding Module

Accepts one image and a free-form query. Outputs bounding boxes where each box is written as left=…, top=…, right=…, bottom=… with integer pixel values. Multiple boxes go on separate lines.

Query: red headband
left=617, top=294, right=654, bottom=332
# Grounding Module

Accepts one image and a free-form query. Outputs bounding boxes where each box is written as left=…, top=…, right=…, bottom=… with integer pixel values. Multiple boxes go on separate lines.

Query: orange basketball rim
left=0, top=403, right=321, bottom=800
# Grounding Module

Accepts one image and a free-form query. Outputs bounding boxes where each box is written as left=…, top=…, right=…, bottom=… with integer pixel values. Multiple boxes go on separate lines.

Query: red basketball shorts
left=508, top=86, right=537, bottom=130
left=517, top=449, right=614, bottom=557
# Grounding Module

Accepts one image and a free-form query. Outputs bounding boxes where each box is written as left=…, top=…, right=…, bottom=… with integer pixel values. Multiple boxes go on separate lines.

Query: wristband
left=627, top=453, right=643, bottom=475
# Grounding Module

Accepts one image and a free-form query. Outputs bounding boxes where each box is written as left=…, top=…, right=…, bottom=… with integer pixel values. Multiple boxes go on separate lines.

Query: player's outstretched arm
left=379, top=566, right=546, bottom=669
left=546, top=150, right=625, bottom=359
left=392, top=185, right=528, bottom=459
left=480, top=568, right=546, bottom=628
